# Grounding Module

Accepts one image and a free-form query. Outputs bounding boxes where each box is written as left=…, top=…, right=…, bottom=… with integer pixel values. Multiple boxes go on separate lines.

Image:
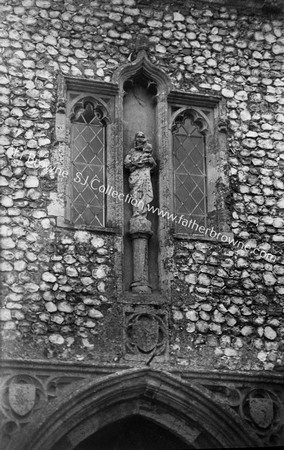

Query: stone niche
left=113, top=43, right=172, bottom=299
left=112, top=44, right=173, bottom=362
left=123, top=71, right=160, bottom=293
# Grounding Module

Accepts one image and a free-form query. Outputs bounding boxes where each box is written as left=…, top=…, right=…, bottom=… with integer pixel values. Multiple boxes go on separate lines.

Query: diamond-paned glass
left=173, top=113, right=207, bottom=234
left=71, top=101, right=106, bottom=227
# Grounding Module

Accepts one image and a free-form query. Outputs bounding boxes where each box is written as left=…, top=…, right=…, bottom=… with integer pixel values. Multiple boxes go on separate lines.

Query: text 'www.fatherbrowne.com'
left=15, top=150, right=276, bottom=262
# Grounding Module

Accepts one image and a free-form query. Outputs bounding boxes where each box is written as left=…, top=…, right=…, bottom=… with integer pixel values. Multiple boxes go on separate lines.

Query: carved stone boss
left=124, top=132, right=156, bottom=293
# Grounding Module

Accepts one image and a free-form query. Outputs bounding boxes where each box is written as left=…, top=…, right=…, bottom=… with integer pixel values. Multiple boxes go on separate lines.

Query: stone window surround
left=52, top=76, right=120, bottom=233
left=170, top=104, right=214, bottom=236
left=68, top=96, right=108, bottom=228
left=52, top=57, right=232, bottom=248
left=167, top=91, right=232, bottom=240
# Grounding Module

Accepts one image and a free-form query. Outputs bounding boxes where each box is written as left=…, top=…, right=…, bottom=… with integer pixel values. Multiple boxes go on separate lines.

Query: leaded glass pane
left=70, top=101, right=106, bottom=228
left=173, top=114, right=207, bottom=234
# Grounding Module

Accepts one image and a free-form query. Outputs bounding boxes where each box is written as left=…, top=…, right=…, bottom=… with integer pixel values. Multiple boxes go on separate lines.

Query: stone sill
left=56, top=219, right=121, bottom=235
left=120, top=292, right=169, bottom=304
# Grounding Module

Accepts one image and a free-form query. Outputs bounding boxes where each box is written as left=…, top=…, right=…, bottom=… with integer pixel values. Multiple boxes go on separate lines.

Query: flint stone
left=221, top=88, right=234, bottom=98
left=0, top=261, right=13, bottom=271
left=45, top=302, right=57, bottom=312
left=272, top=44, right=284, bottom=55
left=2, top=238, right=15, bottom=249
left=92, top=265, right=108, bottom=279
left=84, top=320, right=96, bottom=328
left=58, top=302, right=73, bottom=313
left=49, top=334, right=64, bottom=344
left=196, top=321, right=209, bottom=333
left=263, top=272, right=277, bottom=285
left=88, top=309, right=103, bottom=319
left=66, top=267, right=78, bottom=277
left=241, top=326, right=254, bottom=336
left=24, top=176, right=39, bottom=188
left=185, top=310, right=198, bottom=321
left=264, top=326, right=277, bottom=340
left=81, top=277, right=94, bottom=286
left=0, top=309, right=12, bottom=321
left=74, top=231, right=90, bottom=243
left=91, top=237, right=104, bottom=249
left=42, top=272, right=57, bottom=283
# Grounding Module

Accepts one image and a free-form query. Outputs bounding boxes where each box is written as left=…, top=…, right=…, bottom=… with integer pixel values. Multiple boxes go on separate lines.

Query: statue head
left=135, top=132, right=146, bottom=149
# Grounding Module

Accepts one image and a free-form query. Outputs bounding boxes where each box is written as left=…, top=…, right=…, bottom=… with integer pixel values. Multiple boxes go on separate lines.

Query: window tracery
left=172, top=109, right=209, bottom=233
left=69, top=98, right=108, bottom=228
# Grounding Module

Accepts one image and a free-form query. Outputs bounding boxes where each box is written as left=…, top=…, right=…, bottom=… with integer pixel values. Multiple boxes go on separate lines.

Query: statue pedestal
left=129, top=217, right=153, bottom=293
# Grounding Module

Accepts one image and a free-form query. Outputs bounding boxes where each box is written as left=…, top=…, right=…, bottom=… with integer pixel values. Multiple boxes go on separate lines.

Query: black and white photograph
left=0, top=0, right=284, bottom=448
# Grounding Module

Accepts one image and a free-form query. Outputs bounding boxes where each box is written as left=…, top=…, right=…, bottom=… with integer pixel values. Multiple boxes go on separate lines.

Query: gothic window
left=53, top=77, right=118, bottom=231
left=172, top=109, right=208, bottom=234
left=70, top=98, right=107, bottom=228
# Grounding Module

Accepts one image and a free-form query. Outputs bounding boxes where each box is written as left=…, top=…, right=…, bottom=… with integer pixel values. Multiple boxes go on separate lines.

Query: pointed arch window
left=172, top=109, right=208, bottom=234
left=69, top=97, right=108, bottom=228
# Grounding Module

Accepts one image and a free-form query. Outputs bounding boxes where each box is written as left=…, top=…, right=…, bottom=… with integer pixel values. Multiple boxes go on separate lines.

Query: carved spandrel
left=191, top=382, right=284, bottom=447
left=0, top=373, right=87, bottom=449
left=0, top=375, right=46, bottom=422
left=240, top=388, right=283, bottom=445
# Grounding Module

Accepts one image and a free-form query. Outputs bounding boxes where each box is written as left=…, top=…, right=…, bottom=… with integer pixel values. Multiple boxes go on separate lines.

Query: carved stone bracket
left=133, top=34, right=151, bottom=60
left=217, top=116, right=230, bottom=133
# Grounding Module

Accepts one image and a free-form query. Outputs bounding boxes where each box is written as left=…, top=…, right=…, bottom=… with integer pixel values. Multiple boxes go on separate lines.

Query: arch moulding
left=112, top=49, right=172, bottom=94
left=9, top=368, right=259, bottom=450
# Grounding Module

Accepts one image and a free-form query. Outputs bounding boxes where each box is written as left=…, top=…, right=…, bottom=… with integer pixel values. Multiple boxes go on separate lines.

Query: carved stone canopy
left=112, top=49, right=172, bottom=95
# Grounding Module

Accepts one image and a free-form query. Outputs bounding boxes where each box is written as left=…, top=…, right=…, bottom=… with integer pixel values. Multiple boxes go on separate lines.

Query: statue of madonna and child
left=124, top=131, right=156, bottom=292
left=124, top=131, right=156, bottom=223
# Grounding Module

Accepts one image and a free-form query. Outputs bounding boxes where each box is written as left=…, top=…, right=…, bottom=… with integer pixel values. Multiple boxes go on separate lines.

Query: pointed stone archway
left=73, top=415, right=188, bottom=450
left=9, top=368, right=259, bottom=450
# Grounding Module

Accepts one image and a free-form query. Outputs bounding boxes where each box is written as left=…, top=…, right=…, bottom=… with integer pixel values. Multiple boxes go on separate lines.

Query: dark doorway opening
left=74, top=415, right=189, bottom=450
